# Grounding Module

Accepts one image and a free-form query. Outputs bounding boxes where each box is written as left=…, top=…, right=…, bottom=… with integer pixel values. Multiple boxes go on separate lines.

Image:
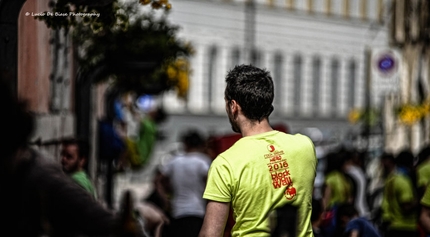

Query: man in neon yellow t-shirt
left=417, top=146, right=430, bottom=195
left=381, top=150, right=418, bottom=237
left=199, top=65, right=317, bottom=237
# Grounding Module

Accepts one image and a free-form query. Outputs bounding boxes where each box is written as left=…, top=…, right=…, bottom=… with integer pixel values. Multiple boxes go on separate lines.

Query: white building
left=158, top=0, right=390, bottom=146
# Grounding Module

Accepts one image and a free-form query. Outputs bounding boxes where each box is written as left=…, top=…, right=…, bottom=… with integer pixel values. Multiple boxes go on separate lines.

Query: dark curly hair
left=224, top=64, right=274, bottom=122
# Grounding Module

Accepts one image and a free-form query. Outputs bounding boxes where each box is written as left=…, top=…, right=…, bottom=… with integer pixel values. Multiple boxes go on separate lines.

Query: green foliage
left=36, top=0, right=193, bottom=96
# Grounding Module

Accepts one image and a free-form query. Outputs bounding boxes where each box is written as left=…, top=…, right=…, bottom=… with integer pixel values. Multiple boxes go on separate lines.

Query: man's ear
left=230, top=100, right=242, bottom=119
left=79, top=157, right=87, bottom=168
left=229, top=100, right=239, bottom=114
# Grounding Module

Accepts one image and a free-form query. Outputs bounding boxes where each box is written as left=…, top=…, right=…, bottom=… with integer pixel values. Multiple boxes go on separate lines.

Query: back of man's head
left=336, top=203, right=358, bottom=222
left=224, top=65, right=274, bottom=122
left=180, top=129, right=205, bottom=152
left=396, top=149, right=414, bottom=169
left=62, top=138, right=90, bottom=159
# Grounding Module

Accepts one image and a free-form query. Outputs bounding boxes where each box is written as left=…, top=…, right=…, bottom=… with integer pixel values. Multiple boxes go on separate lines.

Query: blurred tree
left=37, top=0, right=192, bottom=99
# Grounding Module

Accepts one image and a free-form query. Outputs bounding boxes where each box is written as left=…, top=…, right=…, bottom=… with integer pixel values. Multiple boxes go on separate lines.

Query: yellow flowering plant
left=38, top=0, right=193, bottom=100
left=396, top=101, right=430, bottom=125
left=348, top=108, right=380, bottom=126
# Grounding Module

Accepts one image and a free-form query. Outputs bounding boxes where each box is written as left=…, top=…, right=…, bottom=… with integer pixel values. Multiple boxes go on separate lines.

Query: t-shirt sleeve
left=396, top=175, right=415, bottom=203
left=200, top=159, right=210, bottom=177
left=203, top=155, right=233, bottom=203
left=161, top=161, right=173, bottom=177
left=421, top=185, right=430, bottom=207
left=344, top=218, right=362, bottom=234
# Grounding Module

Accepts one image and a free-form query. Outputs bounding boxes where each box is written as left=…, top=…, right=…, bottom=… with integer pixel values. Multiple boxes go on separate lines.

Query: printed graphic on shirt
left=265, top=144, right=296, bottom=200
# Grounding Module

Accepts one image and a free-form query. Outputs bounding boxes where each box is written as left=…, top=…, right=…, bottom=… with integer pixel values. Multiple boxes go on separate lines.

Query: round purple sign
left=374, top=52, right=398, bottom=77
left=378, top=56, right=395, bottom=72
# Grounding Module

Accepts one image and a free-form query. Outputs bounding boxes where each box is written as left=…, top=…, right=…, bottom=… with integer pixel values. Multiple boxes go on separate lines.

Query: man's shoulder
left=71, top=171, right=91, bottom=181
left=216, top=132, right=314, bottom=164
left=418, top=161, right=430, bottom=172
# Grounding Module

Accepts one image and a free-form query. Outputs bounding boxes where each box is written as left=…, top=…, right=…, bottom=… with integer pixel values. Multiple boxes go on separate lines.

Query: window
left=251, top=48, right=261, bottom=67
left=331, top=58, right=340, bottom=116
left=231, top=47, right=241, bottom=67
left=312, top=56, right=321, bottom=116
left=360, top=0, right=367, bottom=20
left=343, top=0, right=350, bottom=18
left=273, top=53, right=283, bottom=108
left=208, top=46, right=218, bottom=110
left=325, top=0, right=332, bottom=15
left=293, top=55, right=302, bottom=115
left=307, top=0, right=314, bottom=13
left=287, top=0, right=295, bottom=10
left=348, top=60, right=356, bottom=109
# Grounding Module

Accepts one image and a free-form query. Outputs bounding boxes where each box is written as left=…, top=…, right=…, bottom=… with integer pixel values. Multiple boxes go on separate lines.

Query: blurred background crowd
left=2, top=0, right=430, bottom=236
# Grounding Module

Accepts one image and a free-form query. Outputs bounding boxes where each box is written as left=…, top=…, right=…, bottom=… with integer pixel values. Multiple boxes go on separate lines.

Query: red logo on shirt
left=284, top=186, right=297, bottom=200
left=267, top=144, right=275, bottom=152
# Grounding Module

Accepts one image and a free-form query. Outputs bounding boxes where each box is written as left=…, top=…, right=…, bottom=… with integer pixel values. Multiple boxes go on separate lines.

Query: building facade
left=158, top=0, right=390, bottom=149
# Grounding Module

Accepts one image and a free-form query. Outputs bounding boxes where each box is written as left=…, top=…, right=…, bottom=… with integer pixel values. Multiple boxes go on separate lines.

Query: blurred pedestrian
left=61, top=138, right=97, bottom=199
left=145, top=166, right=172, bottom=218
left=381, top=150, right=419, bottom=237
left=344, top=150, right=370, bottom=218
left=135, top=201, right=170, bottom=237
left=135, top=106, right=167, bottom=168
left=321, top=150, right=353, bottom=237
left=416, top=146, right=430, bottom=197
left=0, top=79, right=144, bottom=236
left=161, top=129, right=211, bottom=237
left=336, top=203, right=380, bottom=237
left=312, top=198, right=325, bottom=237
left=121, top=105, right=167, bottom=171
left=198, top=65, right=317, bottom=237
left=322, top=150, right=353, bottom=211
left=420, top=184, right=430, bottom=234
left=143, top=166, right=173, bottom=237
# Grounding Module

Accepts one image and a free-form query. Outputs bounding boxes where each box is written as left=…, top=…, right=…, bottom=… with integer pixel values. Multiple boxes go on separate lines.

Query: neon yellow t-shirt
left=203, top=131, right=317, bottom=237
left=417, top=160, right=430, bottom=188
left=421, top=184, right=430, bottom=207
left=381, top=171, right=417, bottom=231
left=324, top=171, right=352, bottom=208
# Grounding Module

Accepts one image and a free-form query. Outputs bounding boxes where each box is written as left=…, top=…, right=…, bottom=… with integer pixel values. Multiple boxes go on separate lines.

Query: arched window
left=343, top=0, right=350, bottom=18
left=231, top=47, right=241, bottom=67
left=348, top=60, right=356, bottom=109
left=273, top=53, right=283, bottom=108
left=312, top=56, right=321, bottom=116
left=307, top=0, right=314, bottom=13
left=293, top=54, right=302, bottom=116
left=207, top=46, right=218, bottom=110
left=330, top=58, right=340, bottom=116
left=251, top=48, right=261, bottom=67
left=360, top=0, right=368, bottom=20
left=325, top=0, right=332, bottom=15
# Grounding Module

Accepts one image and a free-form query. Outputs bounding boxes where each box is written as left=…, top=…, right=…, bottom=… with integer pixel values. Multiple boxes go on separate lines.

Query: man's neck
left=240, top=118, right=273, bottom=137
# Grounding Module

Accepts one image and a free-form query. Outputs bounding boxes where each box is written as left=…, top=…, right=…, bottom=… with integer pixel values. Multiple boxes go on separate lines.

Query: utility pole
left=363, top=46, right=372, bottom=152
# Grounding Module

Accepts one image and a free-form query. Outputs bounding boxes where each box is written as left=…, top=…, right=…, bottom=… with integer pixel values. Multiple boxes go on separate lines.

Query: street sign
left=371, top=48, right=401, bottom=105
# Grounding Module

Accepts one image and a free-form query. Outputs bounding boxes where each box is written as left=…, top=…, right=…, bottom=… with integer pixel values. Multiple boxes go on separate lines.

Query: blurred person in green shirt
left=381, top=150, right=419, bottom=237
left=420, top=184, right=430, bottom=234
left=416, top=146, right=430, bottom=197
left=322, top=150, right=353, bottom=210
left=61, top=138, right=97, bottom=199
